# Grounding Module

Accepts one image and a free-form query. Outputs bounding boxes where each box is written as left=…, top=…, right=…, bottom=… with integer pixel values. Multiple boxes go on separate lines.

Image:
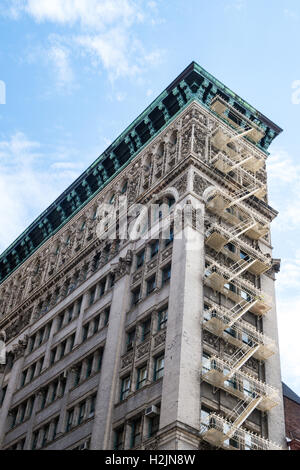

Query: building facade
left=282, top=382, right=300, bottom=450
left=0, top=62, right=287, bottom=450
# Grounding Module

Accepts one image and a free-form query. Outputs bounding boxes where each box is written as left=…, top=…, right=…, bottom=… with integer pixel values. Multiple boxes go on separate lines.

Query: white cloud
left=6, top=0, right=165, bottom=83
left=284, top=9, right=299, bottom=21
left=225, top=0, right=246, bottom=11
left=48, top=45, right=74, bottom=87
left=267, top=149, right=300, bottom=184
left=0, top=132, right=85, bottom=252
left=8, top=0, right=143, bottom=29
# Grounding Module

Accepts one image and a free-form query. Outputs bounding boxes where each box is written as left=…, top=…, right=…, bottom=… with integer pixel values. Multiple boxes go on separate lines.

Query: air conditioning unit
left=145, top=405, right=159, bottom=417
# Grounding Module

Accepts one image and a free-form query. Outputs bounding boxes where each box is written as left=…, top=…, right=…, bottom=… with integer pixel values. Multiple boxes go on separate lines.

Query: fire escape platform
left=202, top=370, right=279, bottom=412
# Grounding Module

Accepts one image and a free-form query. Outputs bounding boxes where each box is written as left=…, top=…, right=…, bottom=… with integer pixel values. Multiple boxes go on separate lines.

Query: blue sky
left=0, top=0, right=299, bottom=394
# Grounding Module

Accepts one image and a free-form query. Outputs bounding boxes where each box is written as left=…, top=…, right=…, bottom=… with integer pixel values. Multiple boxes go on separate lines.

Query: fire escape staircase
left=200, top=112, right=280, bottom=449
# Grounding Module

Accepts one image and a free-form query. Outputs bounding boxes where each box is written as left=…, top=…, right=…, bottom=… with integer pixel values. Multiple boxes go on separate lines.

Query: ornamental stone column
left=90, top=251, right=133, bottom=449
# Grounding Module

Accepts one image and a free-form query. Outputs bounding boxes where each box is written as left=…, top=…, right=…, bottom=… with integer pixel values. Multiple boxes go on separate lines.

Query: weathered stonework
left=0, top=63, right=286, bottom=451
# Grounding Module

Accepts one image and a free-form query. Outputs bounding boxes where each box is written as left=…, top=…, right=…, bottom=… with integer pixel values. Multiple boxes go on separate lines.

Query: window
left=103, top=307, right=110, bottom=326
left=76, top=297, right=82, bottom=315
left=40, top=389, right=47, bottom=409
left=99, top=279, right=106, bottom=297
left=202, top=353, right=211, bottom=373
left=127, top=329, right=135, bottom=351
left=31, top=431, right=39, bottom=450
left=114, top=427, right=124, bottom=450
left=86, top=355, right=93, bottom=379
left=28, top=336, right=35, bottom=354
left=19, top=404, right=26, bottom=423
left=78, top=402, right=86, bottom=425
left=224, top=243, right=236, bottom=254
left=224, top=282, right=237, bottom=293
left=50, top=349, right=56, bottom=366
left=162, top=264, right=171, bottom=285
left=20, top=371, right=26, bottom=388
left=165, top=225, right=174, bottom=246
left=96, top=350, right=103, bottom=372
left=136, top=365, right=148, bottom=390
left=51, top=381, right=58, bottom=403
left=110, top=273, right=115, bottom=288
left=158, top=308, right=168, bottom=331
left=148, top=413, right=160, bottom=438
left=130, top=417, right=142, bottom=448
left=121, top=181, right=128, bottom=194
left=200, top=407, right=210, bottom=432
left=0, top=386, right=7, bottom=407
left=89, top=394, right=96, bottom=418
left=240, top=250, right=250, bottom=261
left=243, top=379, right=256, bottom=398
left=136, top=250, right=145, bottom=269
left=141, top=318, right=151, bottom=342
left=93, top=315, right=100, bottom=334
left=242, top=332, right=253, bottom=346
left=57, top=312, right=64, bottom=330
left=89, top=287, right=96, bottom=305
left=224, top=367, right=237, bottom=390
left=240, top=290, right=251, bottom=302
left=66, top=409, right=74, bottom=432
left=60, top=340, right=67, bottom=360
left=41, top=425, right=49, bottom=448
left=132, top=286, right=141, bottom=305
left=82, top=324, right=89, bottom=342
left=120, top=376, right=131, bottom=401
left=69, top=333, right=75, bottom=351
left=154, top=355, right=164, bottom=380
left=74, top=364, right=82, bottom=387
left=67, top=306, right=73, bottom=323
left=147, top=276, right=156, bottom=295
left=52, top=417, right=59, bottom=441
left=225, top=326, right=236, bottom=338
left=150, top=240, right=159, bottom=259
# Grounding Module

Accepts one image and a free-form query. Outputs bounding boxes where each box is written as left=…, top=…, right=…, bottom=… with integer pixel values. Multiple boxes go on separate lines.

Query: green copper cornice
left=0, top=61, right=283, bottom=284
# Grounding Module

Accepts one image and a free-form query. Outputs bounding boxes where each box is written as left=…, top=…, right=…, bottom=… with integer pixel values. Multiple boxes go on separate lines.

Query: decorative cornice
left=0, top=62, right=282, bottom=284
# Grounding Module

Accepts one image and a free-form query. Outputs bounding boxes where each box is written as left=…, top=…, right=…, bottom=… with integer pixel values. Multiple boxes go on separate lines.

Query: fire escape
left=200, top=97, right=282, bottom=450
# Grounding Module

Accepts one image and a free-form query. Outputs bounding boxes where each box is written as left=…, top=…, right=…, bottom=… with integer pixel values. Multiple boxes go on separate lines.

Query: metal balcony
left=205, top=221, right=271, bottom=273
left=201, top=413, right=282, bottom=450
left=202, top=356, right=279, bottom=412
left=205, top=192, right=269, bottom=240
left=204, top=258, right=272, bottom=316
left=210, top=96, right=266, bottom=144
left=211, top=149, right=264, bottom=175
left=203, top=304, right=276, bottom=361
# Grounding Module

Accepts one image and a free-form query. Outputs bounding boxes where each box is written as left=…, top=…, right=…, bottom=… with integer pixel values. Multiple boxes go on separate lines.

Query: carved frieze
left=154, top=330, right=166, bottom=349
left=136, top=340, right=150, bottom=359
left=193, top=173, right=210, bottom=197
left=121, top=351, right=134, bottom=369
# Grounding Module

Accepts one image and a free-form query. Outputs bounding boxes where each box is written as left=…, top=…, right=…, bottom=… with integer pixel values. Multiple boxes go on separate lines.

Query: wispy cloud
left=48, top=45, right=74, bottom=88
left=5, top=0, right=165, bottom=84
left=284, top=9, right=299, bottom=21
left=225, top=0, right=246, bottom=12
left=0, top=132, right=85, bottom=251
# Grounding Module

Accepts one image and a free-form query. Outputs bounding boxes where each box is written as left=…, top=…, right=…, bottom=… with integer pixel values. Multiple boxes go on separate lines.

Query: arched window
left=157, top=142, right=164, bottom=157
left=170, top=131, right=177, bottom=146
left=121, top=181, right=128, bottom=194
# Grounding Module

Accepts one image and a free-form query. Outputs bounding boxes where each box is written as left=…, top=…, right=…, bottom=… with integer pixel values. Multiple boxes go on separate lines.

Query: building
left=0, top=62, right=287, bottom=450
left=282, top=382, right=300, bottom=450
